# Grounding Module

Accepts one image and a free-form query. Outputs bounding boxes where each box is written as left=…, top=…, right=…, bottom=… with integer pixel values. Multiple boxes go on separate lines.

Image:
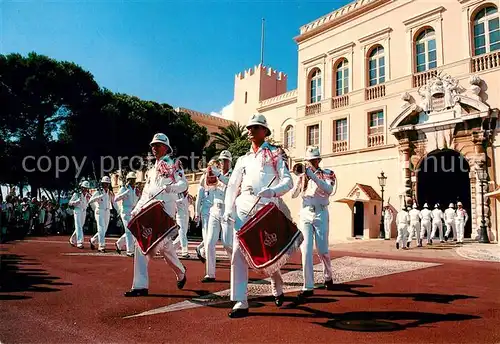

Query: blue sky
left=2, top=0, right=350, bottom=115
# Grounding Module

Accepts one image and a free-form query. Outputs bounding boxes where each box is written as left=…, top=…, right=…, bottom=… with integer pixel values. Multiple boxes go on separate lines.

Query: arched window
left=335, top=59, right=349, bottom=96
left=284, top=125, right=294, bottom=149
left=309, top=69, right=322, bottom=103
left=473, top=5, right=499, bottom=56
left=368, top=46, right=385, bottom=86
left=415, top=28, right=437, bottom=72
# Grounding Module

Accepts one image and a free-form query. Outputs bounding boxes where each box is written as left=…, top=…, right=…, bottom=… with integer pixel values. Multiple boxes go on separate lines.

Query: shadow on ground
left=0, top=254, right=72, bottom=299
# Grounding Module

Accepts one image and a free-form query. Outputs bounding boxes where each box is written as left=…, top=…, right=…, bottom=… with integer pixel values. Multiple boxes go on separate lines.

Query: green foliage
left=212, top=122, right=247, bottom=152
left=227, top=139, right=251, bottom=166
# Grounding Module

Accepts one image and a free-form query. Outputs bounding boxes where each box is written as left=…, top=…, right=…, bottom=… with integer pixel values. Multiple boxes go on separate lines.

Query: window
left=307, top=124, right=320, bottom=146
left=334, top=118, right=348, bottom=141
left=335, top=59, right=349, bottom=96
left=284, top=125, right=294, bottom=148
left=244, top=91, right=248, bottom=104
left=415, top=28, right=437, bottom=72
left=368, top=46, right=385, bottom=86
left=473, top=6, right=499, bottom=56
left=309, top=69, right=322, bottom=104
left=369, top=110, right=384, bottom=135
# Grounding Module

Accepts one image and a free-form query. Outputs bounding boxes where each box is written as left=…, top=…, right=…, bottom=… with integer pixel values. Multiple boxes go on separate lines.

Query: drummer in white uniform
left=223, top=113, right=293, bottom=318
left=68, top=180, right=91, bottom=248
left=124, top=133, right=187, bottom=297
left=114, top=171, right=139, bottom=257
left=89, top=176, right=114, bottom=253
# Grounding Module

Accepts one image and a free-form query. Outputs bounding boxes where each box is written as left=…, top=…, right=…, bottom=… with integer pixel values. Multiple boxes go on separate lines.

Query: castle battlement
left=236, top=63, right=287, bottom=81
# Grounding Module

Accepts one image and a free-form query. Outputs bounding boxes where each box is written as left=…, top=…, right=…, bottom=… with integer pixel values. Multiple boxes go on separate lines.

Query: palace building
left=230, top=0, right=500, bottom=243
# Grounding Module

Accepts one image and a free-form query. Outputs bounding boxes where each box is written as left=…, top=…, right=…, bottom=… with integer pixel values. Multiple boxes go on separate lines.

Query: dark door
left=353, top=201, right=364, bottom=237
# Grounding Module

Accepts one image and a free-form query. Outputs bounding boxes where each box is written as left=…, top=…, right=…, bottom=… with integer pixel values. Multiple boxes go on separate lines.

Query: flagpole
left=260, top=18, right=265, bottom=65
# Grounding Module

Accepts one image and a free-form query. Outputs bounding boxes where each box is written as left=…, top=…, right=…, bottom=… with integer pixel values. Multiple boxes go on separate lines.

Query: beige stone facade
left=229, top=0, right=500, bottom=243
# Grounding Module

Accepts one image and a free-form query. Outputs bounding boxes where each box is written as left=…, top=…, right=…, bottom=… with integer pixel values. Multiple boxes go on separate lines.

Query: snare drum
left=128, top=199, right=178, bottom=255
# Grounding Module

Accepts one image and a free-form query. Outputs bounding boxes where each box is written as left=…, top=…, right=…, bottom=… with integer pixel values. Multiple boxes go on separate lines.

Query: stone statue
left=469, top=75, right=482, bottom=101
left=442, top=74, right=460, bottom=108
left=417, top=84, right=431, bottom=112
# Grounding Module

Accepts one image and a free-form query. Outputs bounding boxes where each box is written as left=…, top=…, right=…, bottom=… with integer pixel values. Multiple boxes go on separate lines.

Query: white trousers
left=91, top=210, right=110, bottom=250
left=431, top=221, right=443, bottom=241
left=173, top=200, right=189, bottom=254
left=396, top=224, right=409, bottom=246
left=384, top=220, right=391, bottom=239
left=409, top=222, right=420, bottom=241
left=69, top=210, right=87, bottom=245
left=116, top=213, right=134, bottom=254
left=205, top=205, right=233, bottom=278
left=420, top=220, right=431, bottom=240
left=231, top=198, right=283, bottom=302
left=445, top=220, right=457, bottom=239
left=196, top=212, right=210, bottom=257
left=132, top=203, right=186, bottom=289
left=455, top=220, right=465, bottom=242
left=299, top=205, right=332, bottom=291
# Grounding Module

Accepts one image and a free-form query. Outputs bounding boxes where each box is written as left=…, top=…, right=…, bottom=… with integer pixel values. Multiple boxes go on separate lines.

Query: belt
left=304, top=204, right=327, bottom=212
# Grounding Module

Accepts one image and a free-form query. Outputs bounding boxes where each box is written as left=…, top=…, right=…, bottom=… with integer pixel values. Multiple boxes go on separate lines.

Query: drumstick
left=246, top=176, right=277, bottom=216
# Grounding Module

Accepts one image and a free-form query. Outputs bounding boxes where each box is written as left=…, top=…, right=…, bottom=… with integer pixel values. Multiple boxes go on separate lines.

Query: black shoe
left=115, top=243, right=121, bottom=254
left=396, top=243, right=399, bottom=250
left=444, top=235, right=449, bottom=242
left=324, top=279, right=335, bottom=290
left=177, top=267, right=187, bottom=289
left=124, top=288, right=148, bottom=297
left=228, top=308, right=249, bottom=318
left=196, top=247, right=206, bottom=263
left=90, top=239, right=95, bottom=250
left=428, top=239, right=433, bottom=245
left=201, top=277, right=215, bottom=283
left=406, top=242, right=410, bottom=248
left=274, top=293, right=284, bottom=307
left=295, top=290, right=313, bottom=304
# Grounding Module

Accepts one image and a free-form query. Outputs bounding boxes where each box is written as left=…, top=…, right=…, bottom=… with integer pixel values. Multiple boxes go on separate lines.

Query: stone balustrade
left=471, top=51, right=500, bottom=73
left=332, top=140, right=348, bottom=153
left=365, top=84, right=386, bottom=100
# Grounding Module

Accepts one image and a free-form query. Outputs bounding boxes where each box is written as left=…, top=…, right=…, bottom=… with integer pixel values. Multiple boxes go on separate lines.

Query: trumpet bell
left=292, top=163, right=305, bottom=176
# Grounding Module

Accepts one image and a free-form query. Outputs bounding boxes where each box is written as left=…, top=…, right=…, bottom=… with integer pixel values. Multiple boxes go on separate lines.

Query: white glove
left=222, top=213, right=233, bottom=223
left=211, top=166, right=221, bottom=177
left=163, top=184, right=172, bottom=193
left=257, top=188, right=275, bottom=198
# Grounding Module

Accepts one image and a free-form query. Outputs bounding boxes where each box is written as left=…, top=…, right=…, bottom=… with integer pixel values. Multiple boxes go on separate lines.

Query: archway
left=416, top=149, right=472, bottom=238
left=353, top=201, right=364, bottom=237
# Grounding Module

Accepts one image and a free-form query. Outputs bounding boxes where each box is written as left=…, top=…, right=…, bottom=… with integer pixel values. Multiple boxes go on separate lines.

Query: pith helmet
left=126, top=171, right=136, bottom=180
left=219, top=150, right=232, bottom=161
left=80, top=180, right=91, bottom=188
left=412, top=203, right=417, bottom=209
left=246, top=114, right=271, bottom=137
left=435, top=203, right=439, bottom=208
left=448, top=203, right=454, bottom=208
left=457, top=201, right=463, bottom=206
left=304, top=146, right=321, bottom=161
left=150, top=133, right=173, bottom=153
left=423, top=203, right=428, bottom=208
left=101, top=176, right=111, bottom=184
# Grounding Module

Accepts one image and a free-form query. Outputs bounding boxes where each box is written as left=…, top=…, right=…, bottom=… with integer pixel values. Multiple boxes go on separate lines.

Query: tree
left=226, top=138, right=251, bottom=166
left=212, top=123, right=248, bottom=153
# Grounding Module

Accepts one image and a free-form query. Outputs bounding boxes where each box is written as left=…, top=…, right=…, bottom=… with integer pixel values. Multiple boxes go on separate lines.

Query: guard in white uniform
left=408, top=203, right=422, bottom=247
left=383, top=203, right=394, bottom=240
left=89, top=176, right=114, bottom=253
left=419, top=203, right=433, bottom=245
left=455, top=201, right=468, bottom=244
left=194, top=164, right=215, bottom=263
left=114, top=172, right=139, bottom=257
left=444, top=203, right=457, bottom=241
left=124, top=133, right=187, bottom=297
left=223, top=114, right=293, bottom=318
left=431, top=203, right=445, bottom=243
left=291, top=146, right=336, bottom=302
left=203, top=150, right=233, bottom=282
left=396, top=206, right=410, bottom=249
left=68, top=180, right=91, bottom=248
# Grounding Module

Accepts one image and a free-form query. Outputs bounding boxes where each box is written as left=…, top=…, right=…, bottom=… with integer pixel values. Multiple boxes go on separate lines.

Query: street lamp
left=476, top=168, right=490, bottom=243
left=378, top=171, right=387, bottom=239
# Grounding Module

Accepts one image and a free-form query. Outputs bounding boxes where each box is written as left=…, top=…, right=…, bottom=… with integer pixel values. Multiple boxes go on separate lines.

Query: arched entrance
left=416, top=149, right=472, bottom=238
left=353, top=201, right=364, bottom=237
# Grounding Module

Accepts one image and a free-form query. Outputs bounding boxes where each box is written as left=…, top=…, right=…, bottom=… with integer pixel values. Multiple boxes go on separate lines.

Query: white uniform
left=455, top=207, right=468, bottom=243
left=89, top=189, right=114, bottom=251
left=444, top=207, right=457, bottom=240
left=383, top=208, right=394, bottom=239
left=131, top=156, right=187, bottom=290
left=69, top=191, right=90, bottom=247
left=291, top=166, right=335, bottom=291
left=396, top=209, right=410, bottom=248
left=419, top=207, right=433, bottom=242
left=115, top=184, right=139, bottom=255
left=173, top=188, right=190, bottom=256
left=205, top=169, right=233, bottom=279
left=408, top=208, right=421, bottom=244
left=224, top=142, right=293, bottom=308
left=431, top=207, right=444, bottom=242
left=195, top=174, right=214, bottom=258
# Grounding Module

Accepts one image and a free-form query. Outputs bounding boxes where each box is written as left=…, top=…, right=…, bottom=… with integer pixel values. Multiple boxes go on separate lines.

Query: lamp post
left=477, top=167, right=490, bottom=243
left=378, top=171, right=387, bottom=239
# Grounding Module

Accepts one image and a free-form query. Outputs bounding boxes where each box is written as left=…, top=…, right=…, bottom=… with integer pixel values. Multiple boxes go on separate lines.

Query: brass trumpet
left=205, top=159, right=221, bottom=187
left=292, top=161, right=312, bottom=176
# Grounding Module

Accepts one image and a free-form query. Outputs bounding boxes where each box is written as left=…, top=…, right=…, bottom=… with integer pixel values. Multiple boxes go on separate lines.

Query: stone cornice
left=327, top=42, right=356, bottom=56
left=302, top=53, right=327, bottom=66
left=358, top=27, right=392, bottom=44
left=403, top=6, right=446, bottom=28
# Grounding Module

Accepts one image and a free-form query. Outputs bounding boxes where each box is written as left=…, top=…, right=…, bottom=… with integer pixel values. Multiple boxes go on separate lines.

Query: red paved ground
left=1, top=236, right=499, bottom=344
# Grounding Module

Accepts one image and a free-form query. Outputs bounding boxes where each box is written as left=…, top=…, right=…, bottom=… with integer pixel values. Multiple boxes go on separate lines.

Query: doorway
left=353, top=201, right=364, bottom=237
left=416, top=149, right=472, bottom=238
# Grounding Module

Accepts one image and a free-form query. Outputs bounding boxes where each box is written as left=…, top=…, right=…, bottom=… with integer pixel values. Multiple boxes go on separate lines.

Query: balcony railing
left=412, top=69, right=438, bottom=88
left=305, top=102, right=321, bottom=116
left=332, top=140, right=348, bottom=153
left=471, top=51, right=500, bottom=73
left=365, top=84, right=386, bottom=100
left=368, top=133, right=384, bottom=147
left=331, top=94, right=349, bottom=109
